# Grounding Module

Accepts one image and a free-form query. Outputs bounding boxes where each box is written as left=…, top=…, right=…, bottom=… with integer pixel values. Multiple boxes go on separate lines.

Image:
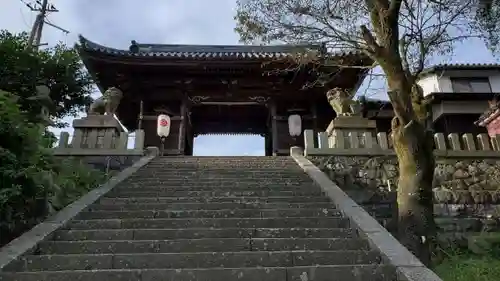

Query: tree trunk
left=391, top=113, right=437, bottom=267
left=362, top=6, right=437, bottom=264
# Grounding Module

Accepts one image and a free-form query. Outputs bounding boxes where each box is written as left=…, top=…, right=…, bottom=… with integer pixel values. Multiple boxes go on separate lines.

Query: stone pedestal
left=326, top=116, right=376, bottom=149
left=71, top=115, right=125, bottom=149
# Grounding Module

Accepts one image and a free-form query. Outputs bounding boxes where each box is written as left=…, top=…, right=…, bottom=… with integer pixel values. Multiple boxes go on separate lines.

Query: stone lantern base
left=71, top=115, right=125, bottom=149
left=326, top=116, right=377, bottom=148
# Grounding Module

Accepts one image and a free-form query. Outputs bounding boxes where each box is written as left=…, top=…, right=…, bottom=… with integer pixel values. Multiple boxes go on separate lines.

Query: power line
left=23, top=0, right=67, bottom=50
left=21, top=0, right=58, bottom=12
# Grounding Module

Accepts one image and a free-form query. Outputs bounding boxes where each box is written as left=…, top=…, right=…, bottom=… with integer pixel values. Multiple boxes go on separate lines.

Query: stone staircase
left=0, top=156, right=397, bottom=281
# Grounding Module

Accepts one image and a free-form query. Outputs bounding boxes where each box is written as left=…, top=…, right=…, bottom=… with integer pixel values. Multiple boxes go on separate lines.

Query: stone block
left=154, top=238, right=251, bottom=253
left=112, top=252, right=292, bottom=269
left=86, top=202, right=336, bottom=212
left=53, top=229, right=135, bottom=241
left=286, top=265, right=396, bottom=281
left=140, top=268, right=287, bottom=281
left=326, top=116, right=377, bottom=132
left=72, top=115, right=124, bottom=130
left=111, top=217, right=349, bottom=229
left=250, top=238, right=369, bottom=251
left=0, top=270, right=141, bottom=281
left=291, top=250, right=381, bottom=266
left=131, top=228, right=254, bottom=240
left=254, top=228, right=356, bottom=239
left=4, top=254, right=113, bottom=272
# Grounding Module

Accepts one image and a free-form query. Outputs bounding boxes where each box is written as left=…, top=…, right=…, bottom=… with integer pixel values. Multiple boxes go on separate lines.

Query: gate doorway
left=193, top=134, right=265, bottom=156
left=190, top=103, right=269, bottom=156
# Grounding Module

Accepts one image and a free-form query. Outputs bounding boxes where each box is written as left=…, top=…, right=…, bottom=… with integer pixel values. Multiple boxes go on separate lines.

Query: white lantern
left=288, top=114, right=302, bottom=137
left=157, top=114, right=171, bottom=138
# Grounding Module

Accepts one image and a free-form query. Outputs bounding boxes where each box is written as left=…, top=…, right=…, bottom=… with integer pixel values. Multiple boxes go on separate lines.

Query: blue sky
left=1, top=0, right=498, bottom=155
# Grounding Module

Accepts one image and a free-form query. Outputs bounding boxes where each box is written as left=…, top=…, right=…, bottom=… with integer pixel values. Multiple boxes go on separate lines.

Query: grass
left=434, top=251, right=500, bottom=281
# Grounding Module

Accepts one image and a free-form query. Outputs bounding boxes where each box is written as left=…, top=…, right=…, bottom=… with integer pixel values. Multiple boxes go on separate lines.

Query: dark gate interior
left=191, top=104, right=269, bottom=135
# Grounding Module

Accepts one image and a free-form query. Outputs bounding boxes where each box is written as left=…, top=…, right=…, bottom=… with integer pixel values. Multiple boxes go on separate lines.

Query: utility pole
left=24, top=0, right=66, bottom=50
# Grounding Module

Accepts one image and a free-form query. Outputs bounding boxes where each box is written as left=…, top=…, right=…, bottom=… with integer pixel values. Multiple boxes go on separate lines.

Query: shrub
left=0, top=90, right=106, bottom=246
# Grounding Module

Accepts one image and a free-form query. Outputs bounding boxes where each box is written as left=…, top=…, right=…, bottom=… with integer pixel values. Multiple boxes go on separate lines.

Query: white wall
left=491, top=74, right=500, bottom=92
left=417, top=69, right=500, bottom=96
left=417, top=75, right=441, bottom=96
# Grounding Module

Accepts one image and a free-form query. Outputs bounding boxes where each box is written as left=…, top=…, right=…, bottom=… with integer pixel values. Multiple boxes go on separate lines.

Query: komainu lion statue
left=87, top=87, right=123, bottom=115
left=326, top=87, right=360, bottom=117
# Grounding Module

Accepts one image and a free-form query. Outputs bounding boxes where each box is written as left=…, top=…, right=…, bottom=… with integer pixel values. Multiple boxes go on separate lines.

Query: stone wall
left=304, top=128, right=500, bottom=243
left=309, top=155, right=500, bottom=242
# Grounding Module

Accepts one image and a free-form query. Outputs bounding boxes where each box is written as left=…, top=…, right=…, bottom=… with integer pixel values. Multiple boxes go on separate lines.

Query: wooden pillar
left=137, top=100, right=144, bottom=130
left=178, top=100, right=187, bottom=154
left=264, top=133, right=272, bottom=156
left=311, top=103, right=318, bottom=148
left=270, top=102, right=279, bottom=156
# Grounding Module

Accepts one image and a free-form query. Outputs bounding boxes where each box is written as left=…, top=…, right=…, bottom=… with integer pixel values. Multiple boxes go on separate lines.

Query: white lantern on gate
left=288, top=114, right=302, bottom=137
left=157, top=114, right=171, bottom=138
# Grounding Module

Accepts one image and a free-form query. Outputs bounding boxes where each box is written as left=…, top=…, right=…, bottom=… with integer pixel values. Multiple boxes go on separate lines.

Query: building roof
left=77, top=35, right=367, bottom=61
left=421, top=63, right=500, bottom=76
left=476, top=94, right=500, bottom=126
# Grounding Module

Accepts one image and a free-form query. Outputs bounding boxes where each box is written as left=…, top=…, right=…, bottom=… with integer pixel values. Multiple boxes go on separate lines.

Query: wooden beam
left=178, top=100, right=187, bottom=154
left=142, top=115, right=183, bottom=121
left=270, top=102, right=279, bottom=156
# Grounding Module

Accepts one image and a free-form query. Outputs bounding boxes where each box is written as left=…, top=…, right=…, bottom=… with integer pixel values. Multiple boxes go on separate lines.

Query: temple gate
left=77, top=36, right=372, bottom=155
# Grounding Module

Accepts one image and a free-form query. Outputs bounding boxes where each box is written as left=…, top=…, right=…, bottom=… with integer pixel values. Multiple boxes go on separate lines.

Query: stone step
left=127, top=176, right=309, bottom=180
left=133, top=171, right=308, bottom=176
left=143, top=166, right=302, bottom=170
left=0, top=265, right=397, bottom=281
left=146, top=162, right=300, bottom=165
left=148, top=158, right=298, bottom=162
left=121, top=183, right=317, bottom=189
left=88, top=202, right=336, bottom=211
left=133, top=169, right=308, bottom=173
left=128, top=178, right=311, bottom=183
left=106, top=190, right=324, bottom=197
left=131, top=170, right=307, bottom=174
left=124, top=180, right=312, bottom=186
left=53, top=228, right=357, bottom=241
left=97, top=196, right=331, bottom=205
left=148, top=158, right=298, bottom=163
left=151, top=156, right=294, bottom=160
left=142, top=166, right=303, bottom=170
left=76, top=208, right=341, bottom=220
left=65, top=217, right=350, bottom=230
left=36, top=238, right=369, bottom=255
left=5, top=250, right=381, bottom=272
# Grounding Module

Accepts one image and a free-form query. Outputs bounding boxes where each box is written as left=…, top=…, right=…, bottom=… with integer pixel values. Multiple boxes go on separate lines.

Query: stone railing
left=53, top=129, right=145, bottom=156
left=305, top=128, right=500, bottom=241
left=304, top=129, right=500, bottom=157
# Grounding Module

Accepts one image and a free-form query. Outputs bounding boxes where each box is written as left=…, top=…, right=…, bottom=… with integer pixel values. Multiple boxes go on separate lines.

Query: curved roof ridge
left=77, top=35, right=126, bottom=53
left=76, top=34, right=370, bottom=62
left=78, top=34, right=324, bottom=54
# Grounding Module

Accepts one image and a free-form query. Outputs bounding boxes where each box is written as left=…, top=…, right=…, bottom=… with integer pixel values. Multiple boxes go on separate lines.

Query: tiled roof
left=422, top=63, right=500, bottom=74
left=77, top=35, right=365, bottom=60
left=476, top=94, right=500, bottom=125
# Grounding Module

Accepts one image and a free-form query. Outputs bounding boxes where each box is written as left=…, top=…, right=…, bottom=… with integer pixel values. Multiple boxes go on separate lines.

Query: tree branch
left=360, top=25, right=383, bottom=56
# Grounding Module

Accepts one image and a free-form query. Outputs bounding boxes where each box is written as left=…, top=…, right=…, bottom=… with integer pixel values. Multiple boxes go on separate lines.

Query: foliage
left=467, top=232, right=500, bottom=254
left=235, top=0, right=499, bottom=71
left=0, top=90, right=106, bottom=247
left=434, top=245, right=500, bottom=281
left=0, top=30, right=93, bottom=127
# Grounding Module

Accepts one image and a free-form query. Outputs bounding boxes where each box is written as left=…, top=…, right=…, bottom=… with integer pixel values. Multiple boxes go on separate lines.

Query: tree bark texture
left=361, top=0, right=437, bottom=265
left=391, top=113, right=436, bottom=266
left=385, top=75, right=437, bottom=266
